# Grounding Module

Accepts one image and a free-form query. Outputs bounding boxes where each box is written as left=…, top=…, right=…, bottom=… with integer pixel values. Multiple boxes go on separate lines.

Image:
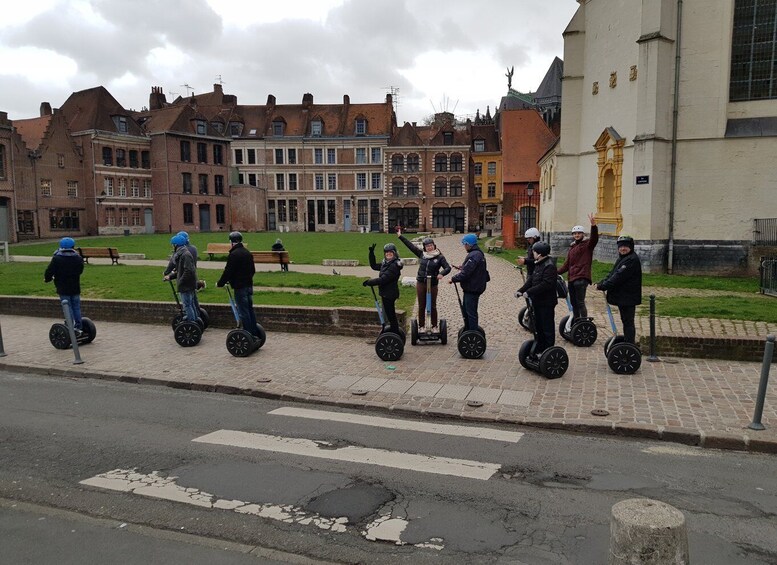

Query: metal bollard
left=60, top=299, right=84, bottom=365
left=0, top=315, right=6, bottom=357
left=647, top=294, right=659, bottom=362
left=748, top=334, right=775, bottom=431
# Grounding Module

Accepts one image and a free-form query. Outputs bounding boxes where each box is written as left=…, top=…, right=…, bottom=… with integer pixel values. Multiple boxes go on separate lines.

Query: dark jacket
left=217, top=243, right=255, bottom=290
left=597, top=250, right=642, bottom=306
left=523, top=243, right=537, bottom=275
left=169, top=246, right=197, bottom=293
left=518, top=256, right=559, bottom=307
left=398, top=235, right=451, bottom=286
left=366, top=248, right=402, bottom=299
left=164, top=243, right=198, bottom=276
left=558, top=225, right=599, bottom=283
left=44, top=249, right=84, bottom=295
left=451, top=245, right=488, bottom=294
left=271, top=242, right=285, bottom=252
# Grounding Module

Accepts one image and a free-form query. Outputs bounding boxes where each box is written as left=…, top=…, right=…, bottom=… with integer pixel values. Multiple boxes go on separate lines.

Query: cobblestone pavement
left=2, top=235, right=776, bottom=453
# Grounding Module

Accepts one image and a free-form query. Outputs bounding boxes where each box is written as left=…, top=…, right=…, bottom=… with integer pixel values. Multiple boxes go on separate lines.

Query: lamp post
left=526, top=182, right=535, bottom=231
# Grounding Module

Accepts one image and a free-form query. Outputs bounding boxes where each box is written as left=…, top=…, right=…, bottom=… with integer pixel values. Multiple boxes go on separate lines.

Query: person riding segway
left=516, top=227, right=541, bottom=330
left=364, top=242, right=405, bottom=360
left=449, top=233, right=488, bottom=359
left=164, top=233, right=203, bottom=347
left=557, top=214, right=598, bottom=346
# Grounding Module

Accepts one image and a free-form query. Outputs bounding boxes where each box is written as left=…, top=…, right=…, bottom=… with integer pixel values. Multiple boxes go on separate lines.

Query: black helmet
left=532, top=241, right=551, bottom=257
left=422, top=237, right=435, bottom=248
left=229, top=231, right=243, bottom=243
left=383, top=243, right=398, bottom=254
left=616, top=235, right=634, bottom=250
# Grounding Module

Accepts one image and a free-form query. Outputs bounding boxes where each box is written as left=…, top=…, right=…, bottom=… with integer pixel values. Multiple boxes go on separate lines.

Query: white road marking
left=268, top=407, right=524, bottom=443
left=642, top=445, right=712, bottom=457
left=192, top=430, right=501, bottom=480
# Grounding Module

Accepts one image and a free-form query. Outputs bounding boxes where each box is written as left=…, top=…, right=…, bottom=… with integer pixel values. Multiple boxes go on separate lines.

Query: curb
left=2, top=360, right=774, bottom=455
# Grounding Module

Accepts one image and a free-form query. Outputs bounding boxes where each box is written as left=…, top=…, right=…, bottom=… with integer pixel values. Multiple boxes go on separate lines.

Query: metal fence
left=753, top=218, right=777, bottom=245
left=761, top=256, right=777, bottom=297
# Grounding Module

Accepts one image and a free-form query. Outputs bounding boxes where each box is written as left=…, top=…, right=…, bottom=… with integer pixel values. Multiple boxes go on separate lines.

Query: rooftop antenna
left=168, top=90, right=180, bottom=99
left=382, top=86, right=400, bottom=113
left=181, top=83, right=194, bottom=96
left=215, top=75, right=225, bottom=85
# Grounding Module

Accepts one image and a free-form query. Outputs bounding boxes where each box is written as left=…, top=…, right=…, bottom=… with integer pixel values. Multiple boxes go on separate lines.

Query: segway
left=410, top=275, right=447, bottom=346
left=452, top=282, right=486, bottom=359
left=558, top=276, right=597, bottom=347
left=49, top=317, right=97, bottom=350
left=369, top=285, right=404, bottom=361
left=167, top=280, right=202, bottom=347
left=515, top=266, right=533, bottom=331
left=169, top=281, right=209, bottom=331
left=602, top=294, right=642, bottom=374
left=517, top=296, right=569, bottom=379
left=224, top=285, right=266, bottom=357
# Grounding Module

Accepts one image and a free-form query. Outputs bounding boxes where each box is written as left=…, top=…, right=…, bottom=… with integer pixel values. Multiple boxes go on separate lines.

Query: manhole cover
left=256, top=378, right=272, bottom=383
left=591, top=409, right=610, bottom=417
left=351, top=389, right=368, bottom=396
left=466, top=400, right=484, bottom=408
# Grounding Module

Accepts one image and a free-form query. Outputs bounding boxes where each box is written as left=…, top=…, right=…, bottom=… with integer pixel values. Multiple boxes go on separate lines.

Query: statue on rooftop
left=506, top=66, right=514, bottom=89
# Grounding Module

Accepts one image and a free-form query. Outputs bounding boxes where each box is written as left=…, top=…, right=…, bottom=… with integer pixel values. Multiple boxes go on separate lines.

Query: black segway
left=515, top=266, right=533, bottom=331
left=224, top=284, right=266, bottom=357
left=369, top=286, right=404, bottom=361
left=452, top=282, right=486, bottom=359
left=167, top=280, right=202, bottom=347
left=169, top=282, right=209, bottom=331
left=602, top=294, right=642, bottom=374
left=558, top=276, right=597, bottom=347
left=517, top=296, right=569, bottom=379
left=410, top=275, right=447, bottom=346
left=49, top=317, right=97, bottom=350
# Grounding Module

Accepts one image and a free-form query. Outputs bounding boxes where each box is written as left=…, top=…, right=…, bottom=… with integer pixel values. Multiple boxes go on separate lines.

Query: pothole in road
left=305, top=482, right=394, bottom=523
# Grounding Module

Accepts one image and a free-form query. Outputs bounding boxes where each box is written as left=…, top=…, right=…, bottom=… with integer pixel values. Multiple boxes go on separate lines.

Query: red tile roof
left=500, top=109, right=557, bottom=182
left=13, top=115, right=51, bottom=151
left=59, top=86, right=143, bottom=136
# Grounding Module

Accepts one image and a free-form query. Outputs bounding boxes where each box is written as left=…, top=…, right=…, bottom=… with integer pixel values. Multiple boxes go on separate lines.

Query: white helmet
left=524, top=227, right=540, bottom=239
left=571, top=225, right=585, bottom=234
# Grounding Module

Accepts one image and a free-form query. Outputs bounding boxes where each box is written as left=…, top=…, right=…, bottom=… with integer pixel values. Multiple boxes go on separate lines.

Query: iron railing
left=761, top=256, right=777, bottom=297
left=753, top=218, right=777, bottom=245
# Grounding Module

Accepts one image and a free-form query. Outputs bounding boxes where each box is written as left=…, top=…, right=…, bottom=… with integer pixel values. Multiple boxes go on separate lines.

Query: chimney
left=40, top=102, right=52, bottom=117
left=386, top=93, right=393, bottom=105
left=266, top=94, right=276, bottom=107
left=213, top=83, right=223, bottom=94
left=343, top=94, right=350, bottom=105
left=412, top=122, right=417, bottom=127
left=149, top=86, right=167, bottom=110
left=302, top=93, right=313, bottom=109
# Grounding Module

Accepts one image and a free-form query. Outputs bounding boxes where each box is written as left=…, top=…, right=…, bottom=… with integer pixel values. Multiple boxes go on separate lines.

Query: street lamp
left=526, top=182, right=535, bottom=230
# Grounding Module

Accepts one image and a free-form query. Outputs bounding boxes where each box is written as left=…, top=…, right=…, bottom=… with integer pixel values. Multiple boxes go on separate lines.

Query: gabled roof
left=389, top=122, right=424, bottom=146
left=13, top=115, right=51, bottom=151
left=59, top=86, right=143, bottom=136
left=137, top=103, right=219, bottom=137
left=470, top=123, right=500, bottom=152
left=500, top=109, right=558, bottom=182
left=534, top=57, right=563, bottom=101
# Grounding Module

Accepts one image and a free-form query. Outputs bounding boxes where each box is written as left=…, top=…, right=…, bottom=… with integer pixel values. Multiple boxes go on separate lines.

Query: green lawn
left=11, top=232, right=408, bottom=264
left=0, top=263, right=416, bottom=311
left=646, top=294, right=777, bottom=323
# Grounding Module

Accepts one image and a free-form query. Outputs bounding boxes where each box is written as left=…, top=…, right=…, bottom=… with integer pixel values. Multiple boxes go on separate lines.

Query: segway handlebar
left=602, top=290, right=618, bottom=333
left=223, top=284, right=241, bottom=324
left=167, top=279, right=181, bottom=307
left=368, top=284, right=385, bottom=326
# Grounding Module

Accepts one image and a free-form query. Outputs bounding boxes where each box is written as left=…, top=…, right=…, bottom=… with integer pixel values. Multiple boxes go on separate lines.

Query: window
left=116, top=149, right=126, bottom=167
left=213, top=144, right=223, bottom=165
left=216, top=204, right=225, bottom=224
left=314, top=148, right=323, bottom=164
left=273, top=121, right=285, bottom=136
left=407, top=178, right=419, bottom=196
left=356, top=148, right=367, bottom=164
left=357, top=200, right=368, bottom=224
left=356, top=172, right=367, bottom=190
left=475, top=183, right=482, bottom=198
left=182, top=173, right=192, bottom=194
left=275, top=149, right=284, bottom=164
left=118, top=178, right=127, bottom=197
left=488, top=183, right=496, bottom=198
left=104, top=178, right=114, bottom=196
left=276, top=173, right=285, bottom=190
left=180, top=141, right=191, bottom=162
left=450, top=154, right=463, bottom=172
left=143, top=180, right=151, bottom=198
left=105, top=208, right=115, bottom=226
left=371, top=147, right=381, bottom=164
left=450, top=178, right=462, bottom=197
left=229, top=122, right=242, bottom=137
left=278, top=200, right=288, bottom=222
left=435, top=154, right=447, bottom=172
left=57, top=154, right=65, bottom=168
left=183, top=203, right=194, bottom=224
left=407, top=154, right=419, bottom=172
left=199, top=174, right=208, bottom=194
left=328, top=173, right=337, bottom=190
left=0, top=145, right=6, bottom=178
left=392, top=178, right=404, bottom=197
left=212, top=121, right=224, bottom=134
left=247, top=148, right=256, bottom=165
left=40, top=179, right=52, bottom=197
left=114, top=116, right=128, bottom=133
left=289, top=199, right=298, bottom=222
left=17, top=210, right=34, bottom=233
left=317, top=200, right=325, bottom=224
left=474, top=139, right=485, bottom=152
left=327, top=199, right=336, bottom=223
left=212, top=175, right=223, bottom=195
left=355, top=119, right=366, bottom=135
left=311, top=120, right=322, bottom=137
left=371, top=172, right=382, bottom=190
left=248, top=173, right=257, bottom=186
left=131, top=208, right=141, bottom=226
left=432, top=207, right=465, bottom=231
left=327, top=148, right=336, bottom=164
left=434, top=178, right=446, bottom=197
left=443, top=132, right=453, bottom=145
left=487, top=161, right=496, bottom=176
left=288, top=148, right=296, bottom=164
left=102, top=147, right=113, bottom=166
left=474, top=162, right=482, bottom=176
left=141, top=151, right=150, bottom=169
left=131, top=179, right=139, bottom=198
left=315, top=173, right=324, bottom=190
left=288, top=173, right=297, bottom=190
left=67, top=181, right=78, bottom=198
left=234, top=149, right=243, bottom=164
left=50, top=209, right=80, bottom=230
left=197, top=142, right=208, bottom=163
left=195, top=120, right=206, bottom=135
left=387, top=207, right=419, bottom=231
left=731, top=1, right=777, bottom=101
left=129, top=150, right=138, bottom=168
left=238, top=173, right=244, bottom=184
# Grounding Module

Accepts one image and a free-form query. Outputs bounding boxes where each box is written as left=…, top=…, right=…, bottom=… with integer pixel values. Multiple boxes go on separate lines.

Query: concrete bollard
left=609, top=498, right=689, bottom=565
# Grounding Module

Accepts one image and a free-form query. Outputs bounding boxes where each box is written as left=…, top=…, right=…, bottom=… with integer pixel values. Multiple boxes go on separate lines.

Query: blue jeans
left=462, top=291, right=480, bottom=331
left=59, top=294, right=82, bottom=330
left=180, top=291, right=198, bottom=322
left=234, top=287, right=259, bottom=337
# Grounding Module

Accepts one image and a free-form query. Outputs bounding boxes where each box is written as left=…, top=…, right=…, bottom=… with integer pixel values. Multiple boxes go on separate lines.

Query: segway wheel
left=558, top=315, right=572, bottom=342
left=458, top=330, right=486, bottom=359
left=571, top=320, right=597, bottom=347
left=603, top=335, right=625, bottom=356
left=375, top=332, right=404, bottom=361
left=254, top=324, right=267, bottom=349
left=171, top=313, right=184, bottom=330
left=518, top=306, right=531, bottom=330
left=439, top=319, right=448, bottom=345
left=174, top=321, right=202, bottom=347
left=476, top=325, right=485, bottom=336
left=198, top=308, right=210, bottom=330
left=81, top=318, right=97, bottom=344
left=49, top=323, right=71, bottom=350
left=607, top=343, right=642, bottom=375
left=226, top=329, right=255, bottom=357
left=398, top=327, right=407, bottom=343
left=539, top=347, right=569, bottom=379
left=518, top=339, right=535, bottom=369
left=411, top=319, right=419, bottom=346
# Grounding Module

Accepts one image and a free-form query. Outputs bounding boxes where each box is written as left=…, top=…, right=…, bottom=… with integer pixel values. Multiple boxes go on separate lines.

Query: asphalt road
left=1, top=370, right=776, bottom=564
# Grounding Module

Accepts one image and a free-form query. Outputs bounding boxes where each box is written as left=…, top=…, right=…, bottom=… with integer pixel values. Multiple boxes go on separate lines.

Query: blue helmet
left=59, top=237, right=75, bottom=249
left=171, top=234, right=187, bottom=247
left=461, top=233, right=477, bottom=246
left=176, top=231, right=190, bottom=243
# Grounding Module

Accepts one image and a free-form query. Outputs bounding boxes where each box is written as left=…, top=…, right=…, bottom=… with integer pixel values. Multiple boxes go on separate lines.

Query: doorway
left=199, top=204, right=211, bottom=232
left=307, top=200, right=316, bottom=232
left=144, top=208, right=154, bottom=234
left=344, top=200, right=351, bottom=232
left=0, top=198, right=9, bottom=241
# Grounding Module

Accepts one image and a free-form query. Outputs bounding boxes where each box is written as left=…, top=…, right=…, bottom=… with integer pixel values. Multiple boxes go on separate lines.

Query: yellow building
left=470, top=119, right=502, bottom=232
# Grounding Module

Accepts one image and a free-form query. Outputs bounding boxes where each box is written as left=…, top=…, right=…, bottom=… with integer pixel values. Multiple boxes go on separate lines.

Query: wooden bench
left=77, top=247, right=120, bottom=265
left=251, top=251, right=290, bottom=268
left=206, top=243, right=233, bottom=260
left=486, top=241, right=504, bottom=253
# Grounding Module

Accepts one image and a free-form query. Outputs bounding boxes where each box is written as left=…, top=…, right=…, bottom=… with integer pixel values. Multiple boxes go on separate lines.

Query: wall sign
left=636, top=175, right=650, bottom=185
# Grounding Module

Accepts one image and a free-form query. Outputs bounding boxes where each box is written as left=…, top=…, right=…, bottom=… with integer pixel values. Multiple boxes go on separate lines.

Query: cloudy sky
left=0, top=0, right=578, bottom=124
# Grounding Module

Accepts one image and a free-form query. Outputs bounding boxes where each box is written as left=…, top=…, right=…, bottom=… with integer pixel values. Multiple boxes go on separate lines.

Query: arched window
left=391, top=154, right=404, bottom=173
left=450, top=153, right=463, bottom=172
left=435, top=154, right=447, bottom=172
